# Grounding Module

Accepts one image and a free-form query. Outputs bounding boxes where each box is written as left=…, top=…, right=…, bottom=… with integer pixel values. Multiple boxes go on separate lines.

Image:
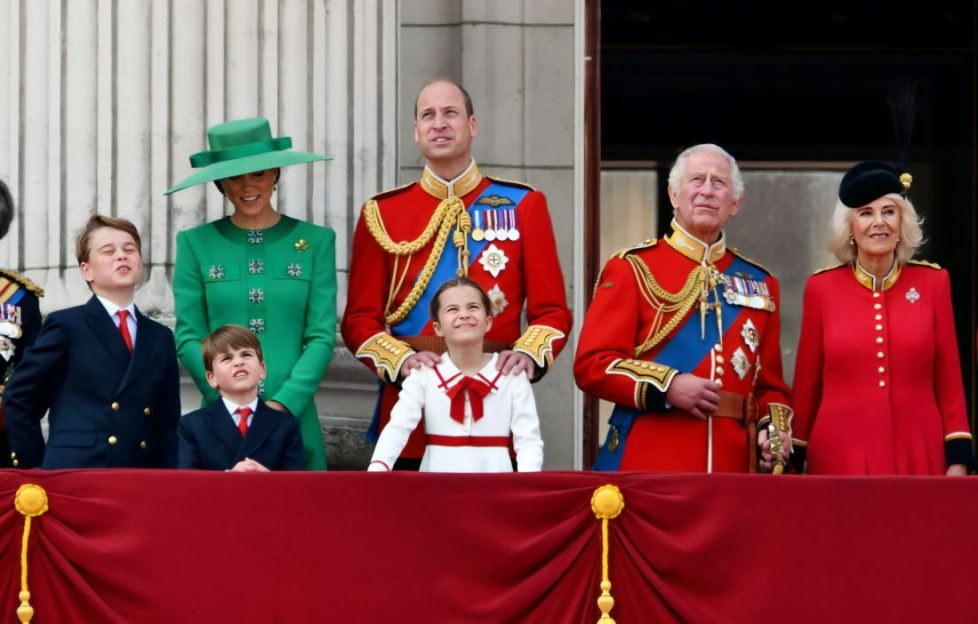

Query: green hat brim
left=164, top=150, right=331, bottom=195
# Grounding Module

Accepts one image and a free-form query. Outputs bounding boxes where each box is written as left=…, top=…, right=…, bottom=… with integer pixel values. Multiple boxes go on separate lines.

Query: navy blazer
left=177, top=399, right=305, bottom=471
left=3, top=296, right=181, bottom=469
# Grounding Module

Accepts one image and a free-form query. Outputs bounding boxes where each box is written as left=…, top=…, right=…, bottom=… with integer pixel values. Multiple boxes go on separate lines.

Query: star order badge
left=731, top=347, right=751, bottom=380
left=478, top=243, right=509, bottom=278
left=905, top=287, right=920, bottom=303
left=487, top=284, right=508, bottom=316
left=740, top=318, right=759, bottom=353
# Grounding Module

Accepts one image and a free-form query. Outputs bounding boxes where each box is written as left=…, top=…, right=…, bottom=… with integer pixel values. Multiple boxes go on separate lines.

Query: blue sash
left=391, top=182, right=529, bottom=338
left=593, top=254, right=763, bottom=470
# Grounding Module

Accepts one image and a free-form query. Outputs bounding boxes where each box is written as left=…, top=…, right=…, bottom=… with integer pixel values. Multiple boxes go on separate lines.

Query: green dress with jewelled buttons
left=173, top=215, right=336, bottom=470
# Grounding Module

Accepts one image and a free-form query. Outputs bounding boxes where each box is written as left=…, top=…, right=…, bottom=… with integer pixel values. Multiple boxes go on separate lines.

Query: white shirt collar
left=222, top=397, right=260, bottom=420
left=95, top=295, right=137, bottom=322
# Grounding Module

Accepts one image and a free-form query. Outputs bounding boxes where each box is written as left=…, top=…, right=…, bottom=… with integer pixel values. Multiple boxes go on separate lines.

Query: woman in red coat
left=791, top=161, right=974, bottom=475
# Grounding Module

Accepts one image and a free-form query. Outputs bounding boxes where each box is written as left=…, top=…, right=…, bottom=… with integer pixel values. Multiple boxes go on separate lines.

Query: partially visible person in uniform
left=791, top=161, right=974, bottom=475
left=367, top=278, right=543, bottom=473
left=167, top=117, right=336, bottom=471
left=575, top=143, right=792, bottom=473
left=342, top=79, right=572, bottom=469
left=0, top=180, right=44, bottom=468
left=4, top=215, right=180, bottom=469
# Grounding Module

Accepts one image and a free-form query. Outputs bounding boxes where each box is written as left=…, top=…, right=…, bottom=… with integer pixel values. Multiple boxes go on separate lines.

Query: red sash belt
left=426, top=434, right=511, bottom=448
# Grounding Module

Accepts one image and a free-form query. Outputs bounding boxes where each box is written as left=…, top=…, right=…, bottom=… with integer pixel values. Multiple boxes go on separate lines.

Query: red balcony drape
left=1, top=470, right=976, bottom=623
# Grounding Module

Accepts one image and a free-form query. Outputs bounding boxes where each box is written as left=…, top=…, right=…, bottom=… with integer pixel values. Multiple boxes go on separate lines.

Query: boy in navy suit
left=4, top=215, right=181, bottom=468
left=178, top=325, right=304, bottom=471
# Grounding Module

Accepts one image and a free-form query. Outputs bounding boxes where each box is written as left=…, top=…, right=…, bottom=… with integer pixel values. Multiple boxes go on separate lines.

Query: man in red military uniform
left=575, top=144, right=791, bottom=473
left=342, top=80, right=572, bottom=468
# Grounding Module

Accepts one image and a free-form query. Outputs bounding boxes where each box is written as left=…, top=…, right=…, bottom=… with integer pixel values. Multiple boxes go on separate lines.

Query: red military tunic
left=575, top=220, right=792, bottom=472
left=791, top=261, right=974, bottom=475
left=342, top=161, right=572, bottom=459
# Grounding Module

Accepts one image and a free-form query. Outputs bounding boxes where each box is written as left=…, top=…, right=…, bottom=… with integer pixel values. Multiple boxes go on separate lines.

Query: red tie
left=236, top=407, right=252, bottom=438
left=444, top=377, right=493, bottom=424
left=117, top=309, right=133, bottom=353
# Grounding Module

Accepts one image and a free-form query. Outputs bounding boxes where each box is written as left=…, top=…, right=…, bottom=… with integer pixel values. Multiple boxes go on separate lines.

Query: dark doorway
left=585, top=1, right=977, bottom=464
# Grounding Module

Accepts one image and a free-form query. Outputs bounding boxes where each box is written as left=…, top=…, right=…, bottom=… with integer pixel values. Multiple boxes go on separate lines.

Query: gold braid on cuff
left=355, top=332, right=415, bottom=383
left=513, top=325, right=566, bottom=369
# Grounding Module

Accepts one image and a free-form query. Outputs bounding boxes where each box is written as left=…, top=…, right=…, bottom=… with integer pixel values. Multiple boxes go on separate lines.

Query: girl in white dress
left=367, top=277, right=543, bottom=472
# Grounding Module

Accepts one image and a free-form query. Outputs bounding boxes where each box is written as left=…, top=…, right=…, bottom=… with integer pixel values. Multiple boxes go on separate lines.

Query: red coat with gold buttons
left=791, top=262, right=973, bottom=474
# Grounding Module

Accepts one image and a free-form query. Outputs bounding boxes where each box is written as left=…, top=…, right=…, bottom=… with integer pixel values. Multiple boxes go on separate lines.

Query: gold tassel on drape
left=591, top=484, right=625, bottom=623
left=13, top=483, right=48, bottom=624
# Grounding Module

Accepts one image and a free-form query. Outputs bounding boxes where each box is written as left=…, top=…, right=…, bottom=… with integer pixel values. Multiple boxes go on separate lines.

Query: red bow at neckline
left=445, top=376, right=493, bottom=424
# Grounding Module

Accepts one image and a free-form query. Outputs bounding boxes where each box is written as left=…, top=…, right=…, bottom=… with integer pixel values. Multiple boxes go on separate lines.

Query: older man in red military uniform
left=342, top=80, right=572, bottom=468
left=575, top=144, right=791, bottom=473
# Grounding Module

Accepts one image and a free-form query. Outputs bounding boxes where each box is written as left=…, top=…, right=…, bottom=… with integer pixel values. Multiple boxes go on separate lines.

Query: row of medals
left=471, top=209, right=521, bottom=242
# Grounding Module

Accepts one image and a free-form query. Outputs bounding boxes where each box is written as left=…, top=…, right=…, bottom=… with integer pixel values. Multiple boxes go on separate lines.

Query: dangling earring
left=848, top=236, right=855, bottom=246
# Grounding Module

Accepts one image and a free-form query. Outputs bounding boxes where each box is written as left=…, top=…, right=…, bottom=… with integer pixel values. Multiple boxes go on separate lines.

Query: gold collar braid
left=363, top=195, right=471, bottom=325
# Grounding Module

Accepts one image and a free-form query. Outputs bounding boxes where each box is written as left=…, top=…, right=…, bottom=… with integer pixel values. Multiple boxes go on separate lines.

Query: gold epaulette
left=367, top=181, right=416, bottom=203
left=728, top=247, right=772, bottom=276
left=908, top=259, right=942, bottom=270
left=0, top=269, right=44, bottom=297
left=613, top=238, right=657, bottom=259
left=812, top=263, right=845, bottom=275
left=484, top=175, right=535, bottom=192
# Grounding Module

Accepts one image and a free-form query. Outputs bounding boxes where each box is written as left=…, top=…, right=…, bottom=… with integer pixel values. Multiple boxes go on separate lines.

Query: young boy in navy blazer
left=178, top=325, right=304, bottom=471
left=4, top=215, right=181, bottom=468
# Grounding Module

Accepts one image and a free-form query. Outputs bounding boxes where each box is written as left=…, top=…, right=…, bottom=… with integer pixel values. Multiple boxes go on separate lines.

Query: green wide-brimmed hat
left=164, top=117, right=330, bottom=194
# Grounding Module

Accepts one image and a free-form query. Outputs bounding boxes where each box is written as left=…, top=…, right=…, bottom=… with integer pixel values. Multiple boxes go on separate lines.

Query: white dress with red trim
left=368, top=352, right=543, bottom=473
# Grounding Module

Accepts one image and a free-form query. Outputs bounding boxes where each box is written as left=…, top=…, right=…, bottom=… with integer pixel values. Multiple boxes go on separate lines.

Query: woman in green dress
left=166, top=117, right=336, bottom=469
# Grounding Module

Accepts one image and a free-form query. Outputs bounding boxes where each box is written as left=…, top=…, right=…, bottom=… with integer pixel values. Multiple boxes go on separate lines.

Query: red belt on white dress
left=426, top=434, right=511, bottom=448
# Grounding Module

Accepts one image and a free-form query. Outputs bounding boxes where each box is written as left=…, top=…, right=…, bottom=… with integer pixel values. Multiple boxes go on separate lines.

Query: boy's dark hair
left=428, top=276, right=492, bottom=321
left=202, top=325, right=265, bottom=373
left=0, top=179, right=14, bottom=241
left=75, top=214, right=142, bottom=265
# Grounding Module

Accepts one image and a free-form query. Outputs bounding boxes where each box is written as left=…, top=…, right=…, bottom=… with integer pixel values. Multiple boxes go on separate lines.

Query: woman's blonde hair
left=829, top=193, right=924, bottom=264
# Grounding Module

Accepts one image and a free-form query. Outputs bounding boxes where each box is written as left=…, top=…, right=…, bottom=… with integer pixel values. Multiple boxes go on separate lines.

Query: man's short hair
left=414, top=79, right=475, bottom=119
left=202, top=324, right=265, bottom=373
left=75, top=214, right=142, bottom=265
left=667, top=143, right=745, bottom=201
